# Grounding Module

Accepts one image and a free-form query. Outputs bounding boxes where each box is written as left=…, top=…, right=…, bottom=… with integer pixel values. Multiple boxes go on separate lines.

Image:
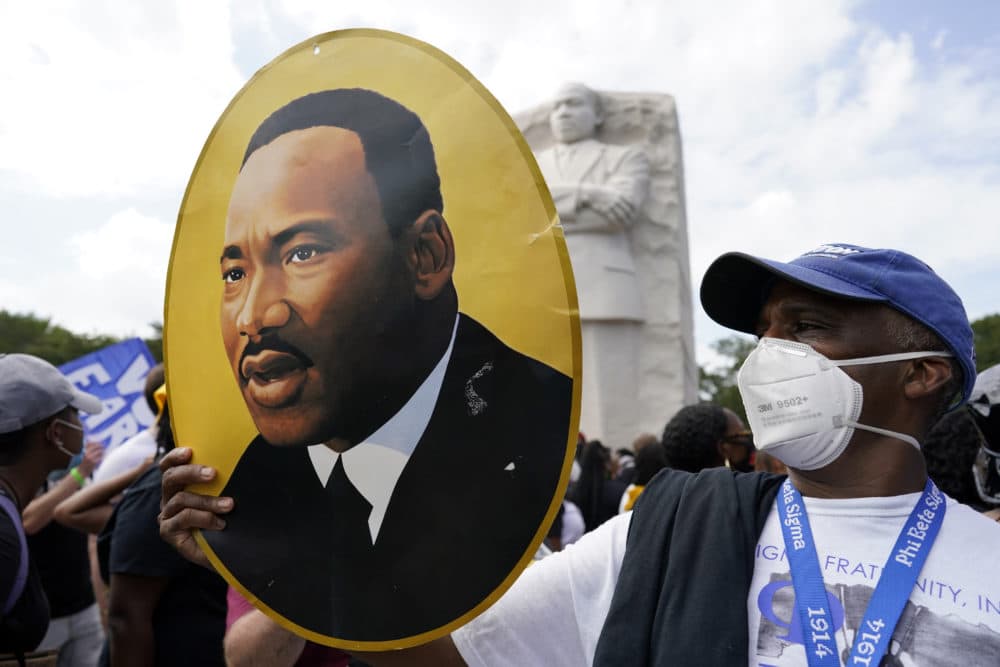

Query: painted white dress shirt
left=306, top=316, right=459, bottom=544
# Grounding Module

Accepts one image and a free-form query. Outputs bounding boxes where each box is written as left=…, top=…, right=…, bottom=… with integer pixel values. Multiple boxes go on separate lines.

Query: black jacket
left=594, top=468, right=784, bottom=665
left=205, top=314, right=572, bottom=642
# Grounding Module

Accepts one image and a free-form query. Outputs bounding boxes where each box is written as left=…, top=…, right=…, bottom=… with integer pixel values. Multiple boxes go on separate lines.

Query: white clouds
left=73, top=208, right=173, bottom=280
left=931, top=29, right=948, bottom=51
left=681, top=25, right=1000, bottom=313
left=0, top=0, right=244, bottom=198
left=0, top=207, right=171, bottom=337
left=859, top=32, right=917, bottom=132
left=65, top=208, right=172, bottom=335
left=746, top=191, right=799, bottom=228
left=1, top=0, right=998, bottom=351
left=232, top=1, right=1000, bottom=347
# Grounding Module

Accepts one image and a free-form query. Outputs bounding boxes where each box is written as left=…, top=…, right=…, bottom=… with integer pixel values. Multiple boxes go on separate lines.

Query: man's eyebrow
left=220, top=246, right=243, bottom=263
left=219, top=220, right=340, bottom=264
left=754, top=295, right=846, bottom=334
left=272, top=220, right=339, bottom=250
left=777, top=296, right=846, bottom=316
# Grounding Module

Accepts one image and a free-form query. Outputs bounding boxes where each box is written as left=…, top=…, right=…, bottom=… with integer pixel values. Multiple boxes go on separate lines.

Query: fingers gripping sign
left=158, top=448, right=233, bottom=570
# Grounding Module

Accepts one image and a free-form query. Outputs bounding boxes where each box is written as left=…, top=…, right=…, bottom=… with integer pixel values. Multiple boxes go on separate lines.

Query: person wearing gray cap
left=158, top=243, right=1000, bottom=666
left=0, top=354, right=101, bottom=660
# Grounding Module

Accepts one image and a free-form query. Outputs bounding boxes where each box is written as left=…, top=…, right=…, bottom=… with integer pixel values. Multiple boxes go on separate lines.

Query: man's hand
left=77, top=441, right=104, bottom=477
left=158, top=447, right=232, bottom=569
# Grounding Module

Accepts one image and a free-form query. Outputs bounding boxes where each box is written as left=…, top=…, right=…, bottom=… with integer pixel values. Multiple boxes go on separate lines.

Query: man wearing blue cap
left=160, top=243, right=1000, bottom=666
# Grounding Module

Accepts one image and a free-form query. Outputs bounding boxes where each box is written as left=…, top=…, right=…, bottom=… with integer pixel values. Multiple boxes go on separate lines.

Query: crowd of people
left=158, top=243, right=998, bottom=666
left=2, top=242, right=1000, bottom=665
left=558, top=403, right=772, bottom=546
left=3, top=120, right=1000, bottom=665
left=1, top=245, right=997, bottom=665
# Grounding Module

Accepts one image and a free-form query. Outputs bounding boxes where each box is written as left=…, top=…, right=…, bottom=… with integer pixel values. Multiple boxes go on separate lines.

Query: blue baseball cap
left=700, top=243, right=976, bottom=403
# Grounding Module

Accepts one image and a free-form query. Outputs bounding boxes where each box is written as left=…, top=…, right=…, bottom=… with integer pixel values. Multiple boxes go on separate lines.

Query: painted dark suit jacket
left=205, top=314, right=572, bottom=642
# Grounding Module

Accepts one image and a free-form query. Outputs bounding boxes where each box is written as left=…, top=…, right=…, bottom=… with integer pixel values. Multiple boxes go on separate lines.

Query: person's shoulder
left=122, top=464, right=162, bottom=498
left=223, top=435, right=315, bottom=499
left=944, top=499, right=1000, bottom=538
left=455, top=313, right=570, bottom=386
left=598, top=140, right=647, bottom=164
left=94, top=429, right=158, bottom=482
left=637, top=468, right=785, bottom=513
left=114, top=426, right=157, bottom=453
left=0, top=494, right=17, bottom=535
left=645, top=466, right=782, bottom=489
left=934, top=499, right=1000, bottom=570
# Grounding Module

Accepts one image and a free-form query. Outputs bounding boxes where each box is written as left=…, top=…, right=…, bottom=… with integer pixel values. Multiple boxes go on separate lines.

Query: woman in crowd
left=21, top=441, right=106, bottom=666
left=569, top=440, right=626, bottom=532
left=96, top=398, right=227, bottom=666
left=619, top=440, right=668, bottom=513
left=0, top=354, right=102, bottom=663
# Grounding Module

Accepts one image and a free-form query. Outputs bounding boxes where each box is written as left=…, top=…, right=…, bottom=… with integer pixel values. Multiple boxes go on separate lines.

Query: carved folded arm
left=548, top=184, right=584, bottom=223
left=602, top=147, right=651, bottom=214
left=565, top=149, right=651, bottom=233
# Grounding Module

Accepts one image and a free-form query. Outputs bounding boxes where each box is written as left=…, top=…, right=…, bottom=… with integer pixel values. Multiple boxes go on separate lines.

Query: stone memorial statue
left=517, top=83, right=697, bottom=450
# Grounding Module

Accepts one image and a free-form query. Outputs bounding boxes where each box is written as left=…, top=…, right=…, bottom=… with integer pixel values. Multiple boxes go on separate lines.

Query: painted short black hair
left=242, top=88, right=443, bottom=237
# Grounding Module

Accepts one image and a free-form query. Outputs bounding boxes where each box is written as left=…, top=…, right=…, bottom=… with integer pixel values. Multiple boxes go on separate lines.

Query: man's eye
left=287, top=246, right=323, bottom=264
left=223, top=268, right=245, bottom=283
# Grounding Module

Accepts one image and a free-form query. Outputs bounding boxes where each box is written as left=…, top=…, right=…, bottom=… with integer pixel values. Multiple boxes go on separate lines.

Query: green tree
left=699, top=334, right=756, bottom=424
left=144, top=322, right=163, bottom=363
left=972, top=313, right=1000, bottom=372
left=0, top=310, right=119, bottom=366
left=1, top=311, right=164, bottom=365
left=698, top=313, right=1000, bottom=421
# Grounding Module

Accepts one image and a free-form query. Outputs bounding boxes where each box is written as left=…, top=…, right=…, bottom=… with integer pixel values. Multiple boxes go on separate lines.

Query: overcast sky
left=2, top=0, right=998, bottom=370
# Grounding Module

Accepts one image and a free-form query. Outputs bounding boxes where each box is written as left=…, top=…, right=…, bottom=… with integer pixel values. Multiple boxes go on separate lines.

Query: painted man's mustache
left=239, top=335, right=314, bottom=382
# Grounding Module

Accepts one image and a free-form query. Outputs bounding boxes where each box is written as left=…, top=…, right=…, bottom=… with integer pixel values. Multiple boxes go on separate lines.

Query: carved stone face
left=549, top=83, right=601, bottom=144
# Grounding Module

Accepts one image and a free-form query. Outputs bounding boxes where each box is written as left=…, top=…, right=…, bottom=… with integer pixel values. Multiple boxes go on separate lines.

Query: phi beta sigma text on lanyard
left=776, top=478, right=946, bottom=667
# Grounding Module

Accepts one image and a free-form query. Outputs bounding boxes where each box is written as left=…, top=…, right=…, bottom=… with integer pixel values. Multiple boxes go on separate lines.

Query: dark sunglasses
left=722, top=431, right=755, bottom=449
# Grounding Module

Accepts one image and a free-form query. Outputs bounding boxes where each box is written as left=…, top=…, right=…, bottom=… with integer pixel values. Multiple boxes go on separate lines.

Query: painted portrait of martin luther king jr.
left=202, top=87, right=573, bottom=644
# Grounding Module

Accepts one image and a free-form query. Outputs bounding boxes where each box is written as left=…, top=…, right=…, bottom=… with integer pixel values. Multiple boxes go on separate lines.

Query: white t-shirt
left=454, top=511, right=629, bottom=666
left=92, top=428, right=156, bottom=483
left=453, top=492, right=1000, bottom=666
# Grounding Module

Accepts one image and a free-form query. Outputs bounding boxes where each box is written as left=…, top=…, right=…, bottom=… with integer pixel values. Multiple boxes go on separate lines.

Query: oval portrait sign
left=165, top=29, right=581, bottom=649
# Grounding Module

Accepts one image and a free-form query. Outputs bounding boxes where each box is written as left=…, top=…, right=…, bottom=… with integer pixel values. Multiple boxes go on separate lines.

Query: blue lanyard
left=776, top=478, right=946, bottom=667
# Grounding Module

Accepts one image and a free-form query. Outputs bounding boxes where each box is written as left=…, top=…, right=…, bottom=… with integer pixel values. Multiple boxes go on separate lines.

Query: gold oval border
left=164, top=27, right=582, bottom=651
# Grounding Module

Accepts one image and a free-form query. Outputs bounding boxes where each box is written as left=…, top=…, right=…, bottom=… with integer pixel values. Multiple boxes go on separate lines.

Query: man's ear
left=716, top=439, right=731, bottom=463
left=44, top=417, right=64, bottom=446
left=407, top=210, right=455, bottom=301
left=903, top=356, right=955, bottom=402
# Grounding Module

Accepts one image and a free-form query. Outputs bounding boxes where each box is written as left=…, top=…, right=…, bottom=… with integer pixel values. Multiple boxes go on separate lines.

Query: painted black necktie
left=327, top=456, right=374, bottom=550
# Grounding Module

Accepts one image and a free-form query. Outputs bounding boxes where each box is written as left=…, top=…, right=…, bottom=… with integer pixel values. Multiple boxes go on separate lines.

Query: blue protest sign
left=58, top=338, right=157, bottom=450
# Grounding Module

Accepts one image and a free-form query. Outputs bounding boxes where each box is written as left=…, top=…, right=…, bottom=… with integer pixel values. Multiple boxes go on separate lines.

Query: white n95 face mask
left=736, top=338, right=951, bottom=470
